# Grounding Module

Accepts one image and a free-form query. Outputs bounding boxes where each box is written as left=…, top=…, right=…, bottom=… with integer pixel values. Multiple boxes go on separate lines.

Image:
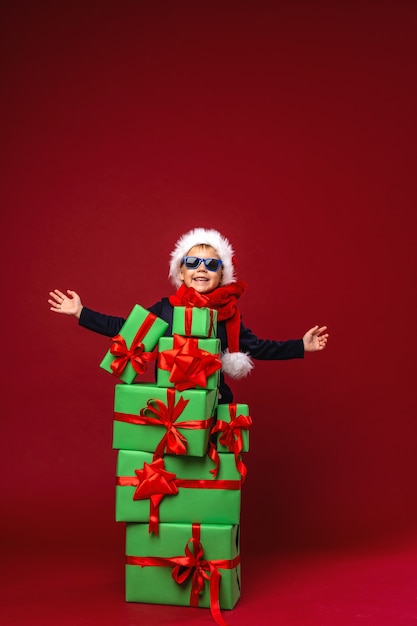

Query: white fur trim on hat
left=221, top=349, right=253, bottom=379
left=169, top=227, right=236, bottom=288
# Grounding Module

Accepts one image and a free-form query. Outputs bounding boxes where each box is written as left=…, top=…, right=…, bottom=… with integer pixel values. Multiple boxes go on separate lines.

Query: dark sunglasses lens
left=206, top=258, right=220, bottom=271
left=185, top=256, right=200, bottom=268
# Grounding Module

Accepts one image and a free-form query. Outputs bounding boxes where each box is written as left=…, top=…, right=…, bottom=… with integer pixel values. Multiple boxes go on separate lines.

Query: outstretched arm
left=303, top=325, right=329, bottom=352
left=48, top=289, right=83, bottom=319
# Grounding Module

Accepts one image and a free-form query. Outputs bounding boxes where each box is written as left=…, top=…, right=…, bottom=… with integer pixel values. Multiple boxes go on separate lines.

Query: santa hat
left=169, top=227, right=236, bottom=288
left=168, top=227, right=253, bottom=379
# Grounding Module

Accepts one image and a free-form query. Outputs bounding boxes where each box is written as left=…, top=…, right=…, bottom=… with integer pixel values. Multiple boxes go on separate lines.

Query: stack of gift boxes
left=100, top=304, right=252, bottom=625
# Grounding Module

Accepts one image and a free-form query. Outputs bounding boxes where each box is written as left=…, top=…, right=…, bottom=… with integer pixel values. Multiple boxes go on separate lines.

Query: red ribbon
left=185, top=307, right=193, bottom=336
left=209, top=405, right=252, bottom=482
left=126, top=523, right=240, bottom=626
left=183, top=307, right=215, bottom=337
left=117, top=457, right=241, bottom=534
left=109, top=312, right=157, bottom=377
left=114, top=388, right=214, bottom=456
left=158, top=334, right=222, bottom=391
left=208, top=309, right=215, bottom=338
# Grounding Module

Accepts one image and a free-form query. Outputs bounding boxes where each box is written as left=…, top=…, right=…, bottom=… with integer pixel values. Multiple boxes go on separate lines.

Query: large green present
left=157, top=335, right=221, bottom=391
left=116, top=450, right=241, bottom=529
left=172, top=306, right=218, bottom=338
left=100, top=305, right=169, bottom=384
left=125, top=522, right=241, bottom=620
left=113, top=384, right=218, bottom=457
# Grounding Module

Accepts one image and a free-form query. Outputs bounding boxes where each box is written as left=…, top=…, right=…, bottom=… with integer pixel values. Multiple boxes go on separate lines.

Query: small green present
left=115, top=450, right=241, bottom=528
left=157, top=334, right=221, bottom=391
left=214, top=404, right=251, bottom=454
left=125, top=522, right=241, bottom=618
left=210, top=404, right=252, bottom=483
left=100, top=304, right=169, bottom=384
left=172, top=306, right=218, bottom=338
left=113, top=384, right=218, bottom=457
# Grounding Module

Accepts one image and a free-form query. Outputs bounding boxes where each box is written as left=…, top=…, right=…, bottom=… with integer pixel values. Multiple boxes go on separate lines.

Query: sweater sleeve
left=239, top=321, right=304, bottom=360
left=78, top=300, right=166, bottom=338
left=78, top=307, right=126, bottom=337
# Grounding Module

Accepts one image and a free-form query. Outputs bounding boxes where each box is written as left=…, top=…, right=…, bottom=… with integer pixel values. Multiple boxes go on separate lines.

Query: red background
left=2, top=2, right=417, bottom=624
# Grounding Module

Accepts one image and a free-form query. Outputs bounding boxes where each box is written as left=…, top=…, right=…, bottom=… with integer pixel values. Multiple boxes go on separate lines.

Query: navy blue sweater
left=79, top=298, right=304, bottom=403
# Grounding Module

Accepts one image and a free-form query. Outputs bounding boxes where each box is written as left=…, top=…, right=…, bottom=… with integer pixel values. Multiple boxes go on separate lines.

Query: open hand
left=48, top=289, right=83, bottom=319
left=303, top=325, right=329, bottom=352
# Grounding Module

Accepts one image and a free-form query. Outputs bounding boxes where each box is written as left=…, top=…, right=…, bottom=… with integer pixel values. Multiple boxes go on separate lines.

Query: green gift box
left=215, top=404, right=251, bottom=454
left=172, top=306, right=218, bottom=338
left=125, top=522, right=241, bottom=614
left=157, top=335, right=221, bottom=391
left=116, top=450, right=241, bottom=525
left=113, top=383, right=218, bottom=457
left=100, top=304, right=169, bottom=384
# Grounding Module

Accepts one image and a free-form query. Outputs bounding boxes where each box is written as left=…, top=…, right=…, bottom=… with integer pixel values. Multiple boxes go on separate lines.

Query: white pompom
left=221, top=349, right=254, bottom=379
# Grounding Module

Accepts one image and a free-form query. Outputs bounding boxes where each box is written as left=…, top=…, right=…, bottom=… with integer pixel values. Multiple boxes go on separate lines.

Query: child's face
left=179, top=245, right=223, bottom=294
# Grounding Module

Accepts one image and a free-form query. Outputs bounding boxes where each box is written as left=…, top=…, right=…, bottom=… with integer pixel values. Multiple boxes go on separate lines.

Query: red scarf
left=169, top=281, right=247, bottom=355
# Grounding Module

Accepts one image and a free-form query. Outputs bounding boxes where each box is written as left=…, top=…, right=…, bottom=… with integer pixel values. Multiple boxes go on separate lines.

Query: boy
left=48, top=227, right=328, bottom=403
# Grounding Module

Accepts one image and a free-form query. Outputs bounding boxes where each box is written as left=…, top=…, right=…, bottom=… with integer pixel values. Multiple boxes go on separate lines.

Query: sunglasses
left=182, top=256, right=223, bottom=272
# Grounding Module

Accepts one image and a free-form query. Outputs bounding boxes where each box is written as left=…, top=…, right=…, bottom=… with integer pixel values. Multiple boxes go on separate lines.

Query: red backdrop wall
left=2, top=1, right=417, bottom=557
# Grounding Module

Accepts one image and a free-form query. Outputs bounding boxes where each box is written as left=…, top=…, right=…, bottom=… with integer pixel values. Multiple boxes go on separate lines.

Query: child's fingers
left=49, top=291, right=62, bottom=303
left=54, top=288, right=66, bottom=297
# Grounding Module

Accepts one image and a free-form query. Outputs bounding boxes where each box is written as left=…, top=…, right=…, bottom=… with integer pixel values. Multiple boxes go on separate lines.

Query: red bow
left=110, top=335, right=155, bottom=376
left=171, top=531, right=209, bottom=597
left=140, top=390, right=190, bottom=456
left=109, top=312, right=157, bottom=377
left=209, top=405, right=252, bottom=482
left=127, top=524, right=240, bottom=626
left=132, top=458, right=178, bottom=533
left=158, top=334, right=221, bottom=391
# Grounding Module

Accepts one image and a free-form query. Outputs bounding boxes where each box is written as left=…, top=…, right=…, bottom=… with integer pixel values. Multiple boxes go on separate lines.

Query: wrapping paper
left=172, top=306, right=218, bottom=338
left=116, top=450, right=241, bottom=527
left=125, top=522, right=240, bottom=623
left=113, top=384, right=218, bottom=457
left=209, top=404, right=252, bottom=482
left=157, top=335, right=221, bottom=390
left=100, top=304, right=169, bottom=384
left=214, top=404, right=251, bottom=454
